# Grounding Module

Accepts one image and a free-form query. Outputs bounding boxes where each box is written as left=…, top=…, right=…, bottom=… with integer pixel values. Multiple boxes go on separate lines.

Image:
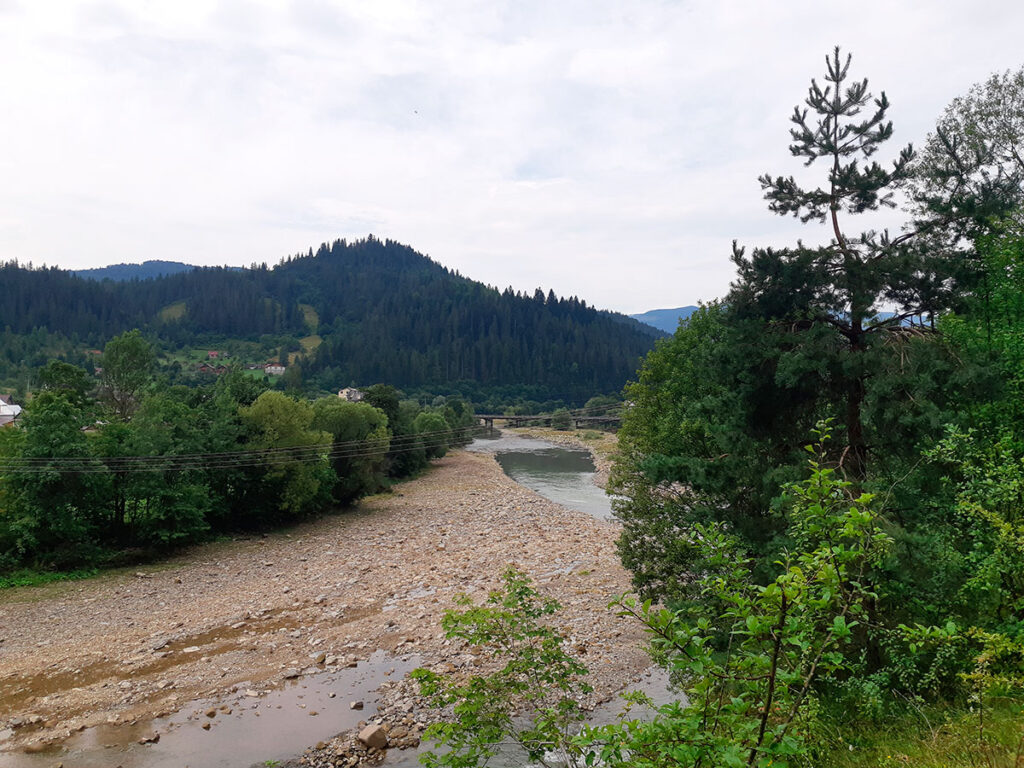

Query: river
left=0, top=434, right=673, bottom=768
left=466, top=431, right=615, bottom=520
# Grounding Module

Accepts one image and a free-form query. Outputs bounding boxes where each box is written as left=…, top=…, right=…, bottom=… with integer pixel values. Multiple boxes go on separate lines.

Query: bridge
left=476, top=413, right=621, bottom=430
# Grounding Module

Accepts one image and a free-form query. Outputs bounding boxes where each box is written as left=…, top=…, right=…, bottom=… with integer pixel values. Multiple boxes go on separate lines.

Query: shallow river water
left=0, top=652, right=420, bottom=768
left=466, top=432, right=615, bottom=520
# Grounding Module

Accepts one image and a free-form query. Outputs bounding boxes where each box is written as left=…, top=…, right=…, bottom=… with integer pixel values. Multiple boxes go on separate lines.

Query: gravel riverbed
left=0, top=448, right=649, bottom=764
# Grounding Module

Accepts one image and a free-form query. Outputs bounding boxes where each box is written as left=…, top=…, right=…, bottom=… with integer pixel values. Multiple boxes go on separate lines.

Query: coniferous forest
left=0, top=237, right=660, bottom=402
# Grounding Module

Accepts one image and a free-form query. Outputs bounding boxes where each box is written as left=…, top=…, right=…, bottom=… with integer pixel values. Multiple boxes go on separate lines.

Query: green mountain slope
left=1, top=237, right=662, bottom=399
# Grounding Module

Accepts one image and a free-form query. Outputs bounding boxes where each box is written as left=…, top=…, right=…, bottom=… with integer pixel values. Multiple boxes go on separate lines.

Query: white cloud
left=0, top=0, right=1022, bottom=312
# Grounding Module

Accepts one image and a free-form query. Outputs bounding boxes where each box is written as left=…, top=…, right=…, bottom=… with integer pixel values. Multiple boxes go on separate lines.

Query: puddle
left=0, top=651, right=419, bottom=768
left=0, top=604, right=384, bottom=728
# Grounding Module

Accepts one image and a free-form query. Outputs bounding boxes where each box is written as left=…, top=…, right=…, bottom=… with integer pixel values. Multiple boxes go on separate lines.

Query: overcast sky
left=1, top=1, right=1022, bottom=313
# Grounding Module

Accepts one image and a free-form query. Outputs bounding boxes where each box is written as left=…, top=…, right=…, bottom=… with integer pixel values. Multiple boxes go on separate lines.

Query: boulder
left=357, top=723, right=388, bottom=749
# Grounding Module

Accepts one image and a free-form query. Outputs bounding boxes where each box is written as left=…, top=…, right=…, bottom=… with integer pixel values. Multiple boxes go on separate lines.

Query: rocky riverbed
left=0, top=448, right=649, bottom=765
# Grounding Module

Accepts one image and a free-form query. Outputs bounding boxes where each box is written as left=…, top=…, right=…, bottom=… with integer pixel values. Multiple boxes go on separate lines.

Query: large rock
left=357, top=723, right=388, bottom=749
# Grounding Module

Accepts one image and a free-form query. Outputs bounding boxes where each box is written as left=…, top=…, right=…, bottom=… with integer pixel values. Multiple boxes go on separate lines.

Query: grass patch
left=297, top=303, right=319, bottom=332
left=300, top=334, right=322, bottom=353
left=0, top=567, right=99, bottom=590
left=817, top=700, right=1024, bottom=767
left=157, top=300, right=187, bottom=322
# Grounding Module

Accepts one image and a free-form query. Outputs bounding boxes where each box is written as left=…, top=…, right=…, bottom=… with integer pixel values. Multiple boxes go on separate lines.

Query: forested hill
left=1, top=237, right=662, bottom=396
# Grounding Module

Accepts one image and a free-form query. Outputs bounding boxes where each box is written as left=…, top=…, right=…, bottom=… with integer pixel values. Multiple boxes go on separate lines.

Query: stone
left=357, top=724, right=388, bottom=750
left=201, top=722, right=211, bottom=730
left=283, top=668, right=302, bottom=679
left=350, top=700, right=364, bottom=710
left=138, top=732, right=160, bottom=744
left=205, top=708, right=217, bottom=718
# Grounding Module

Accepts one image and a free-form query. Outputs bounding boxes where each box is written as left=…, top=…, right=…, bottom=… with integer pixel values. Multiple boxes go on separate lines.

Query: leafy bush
left=550, top=408, right=572, bottom=431
left=412, top=568, right=593, bottom=767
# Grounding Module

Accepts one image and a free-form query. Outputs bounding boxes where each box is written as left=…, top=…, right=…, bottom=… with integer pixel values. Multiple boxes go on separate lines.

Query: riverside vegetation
left=0, top=331, right=478, bottom=574
left=414, top=52, right=1024, bottom=766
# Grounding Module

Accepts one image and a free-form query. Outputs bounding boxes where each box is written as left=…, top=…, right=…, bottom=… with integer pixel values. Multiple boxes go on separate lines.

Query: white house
left=0, top=395, right=22, bottom=427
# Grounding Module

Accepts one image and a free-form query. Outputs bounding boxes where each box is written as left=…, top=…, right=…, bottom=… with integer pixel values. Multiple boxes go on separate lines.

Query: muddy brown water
left=0, top=651, right=418, bottom=768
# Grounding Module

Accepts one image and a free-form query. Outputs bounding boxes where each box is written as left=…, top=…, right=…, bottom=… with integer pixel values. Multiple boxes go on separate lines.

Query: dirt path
left=0, top=449, right=649, bottom=758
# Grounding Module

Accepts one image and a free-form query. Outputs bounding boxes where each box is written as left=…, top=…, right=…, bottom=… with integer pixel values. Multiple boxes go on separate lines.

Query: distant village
left=193, top=350, right=285, bottom=377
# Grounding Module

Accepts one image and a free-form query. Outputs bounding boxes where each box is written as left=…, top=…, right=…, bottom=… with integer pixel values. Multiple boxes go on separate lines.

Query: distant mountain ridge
left=74, top=260, right=199, bottom=281
left=629, top=306, right=699, bottom=333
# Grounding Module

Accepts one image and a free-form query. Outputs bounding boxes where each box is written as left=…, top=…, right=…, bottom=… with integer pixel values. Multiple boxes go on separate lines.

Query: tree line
left=0, top=330, right=478, bottom=572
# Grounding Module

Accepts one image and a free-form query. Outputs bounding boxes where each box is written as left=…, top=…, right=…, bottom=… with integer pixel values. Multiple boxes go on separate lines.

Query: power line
left=0, top=402, right=623, bottom=474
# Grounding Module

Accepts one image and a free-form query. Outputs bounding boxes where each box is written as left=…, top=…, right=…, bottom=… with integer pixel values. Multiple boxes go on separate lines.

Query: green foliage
left=239, top=391, right=334, bottom=522
left=37, top=360, right=95, bottom=411
left=100, top=329, right=156, bottom=420
left=550, top=407, right=572, bottom=431
left=911, top=66, right=1024, bottom=232
left=0, top=361, right=464, bottom=572
left=312, top=397, right=390, bottom=503
left=927, top=427, right=1024, bottom=625
left=0, top=392, right=105, bottom=568
left=611, top=304, right=810, bottom=600
left=589, top=426, right=891, bottom=768
left=415, top=428, right=892, bottom=768
left=941, top=221, right=1024, bottom=438
left=412, top=568, right=593, bottom=768
left=814, top=699, right=1024, bottom=767
left=734, top=47, right=963, bottom=483
left=413, top=411, right=451, bottom=459
left=0, top=567, right=98, bottom=590
left=0, top=237, right=658, bottom=400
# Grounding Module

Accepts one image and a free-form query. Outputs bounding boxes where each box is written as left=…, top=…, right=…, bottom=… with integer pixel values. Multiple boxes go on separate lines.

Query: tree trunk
left=844, top=327, right=868, bottom=484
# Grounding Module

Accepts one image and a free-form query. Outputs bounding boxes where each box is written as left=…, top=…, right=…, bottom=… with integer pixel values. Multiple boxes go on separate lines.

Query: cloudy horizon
left=1, top=1, right=1022, bottom=314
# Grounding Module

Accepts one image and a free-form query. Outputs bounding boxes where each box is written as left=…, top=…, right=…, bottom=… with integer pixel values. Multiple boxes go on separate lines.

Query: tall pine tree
left=729, top=47, right=959, bottom=481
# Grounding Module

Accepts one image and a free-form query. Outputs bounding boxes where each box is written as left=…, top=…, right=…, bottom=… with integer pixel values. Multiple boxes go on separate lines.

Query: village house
left=0, top=394, right=23, bottom=427
left=338, top=387, right=364, bottom=402
left=264, top=363, right=286, bottom=376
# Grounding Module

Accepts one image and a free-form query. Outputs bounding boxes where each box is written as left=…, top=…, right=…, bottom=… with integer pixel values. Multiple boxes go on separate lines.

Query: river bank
left=0, top=447, right=648, bottom=765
